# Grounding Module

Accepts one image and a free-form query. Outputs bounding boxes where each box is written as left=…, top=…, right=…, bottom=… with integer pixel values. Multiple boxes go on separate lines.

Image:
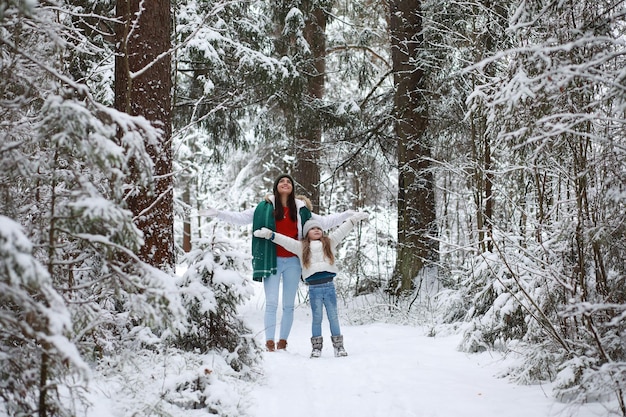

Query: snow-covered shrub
left=503, top=341, right=563, bottom=383
left=161, top=351, right=255, bottom=415
left=554, top=358, right=626, bottom=409
left=433, top=272, right=468, bottom=325
left=0, top=216, right=89, bottom=417
left=174, top=234, right=260, bottom=373
left=457, top=251, right=530, bottom=352
left=94, top=347, right=256, bottom=417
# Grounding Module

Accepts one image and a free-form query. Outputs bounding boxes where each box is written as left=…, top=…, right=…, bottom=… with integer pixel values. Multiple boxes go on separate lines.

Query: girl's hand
left=350, top=212, right=369, bottom=224
left=254, top=228, right=273, bottom=239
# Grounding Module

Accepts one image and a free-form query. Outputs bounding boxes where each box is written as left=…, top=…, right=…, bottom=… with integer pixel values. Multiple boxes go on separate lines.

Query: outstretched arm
left=253, top=228, right=303, bottom=258
left=329, top=212, right=369, bottom=246
left=200, top=207, right=255, bottom=225
left=311, top=209, right=356, bottom=231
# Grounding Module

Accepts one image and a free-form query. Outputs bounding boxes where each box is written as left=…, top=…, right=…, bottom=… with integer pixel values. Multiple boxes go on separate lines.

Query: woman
left=202, top=174, right=353, bottom=351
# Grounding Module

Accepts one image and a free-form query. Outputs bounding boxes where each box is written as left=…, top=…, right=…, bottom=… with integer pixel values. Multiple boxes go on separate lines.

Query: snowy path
left=241, top=286, right=607, bottom=417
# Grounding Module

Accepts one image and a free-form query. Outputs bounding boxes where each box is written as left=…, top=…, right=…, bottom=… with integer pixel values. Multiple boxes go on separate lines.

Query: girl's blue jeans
left=263, top=256, right=301, bottom=341
left=308, top=281, right=341, bottom=337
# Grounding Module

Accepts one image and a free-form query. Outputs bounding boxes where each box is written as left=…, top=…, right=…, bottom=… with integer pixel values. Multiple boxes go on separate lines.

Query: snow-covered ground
left=241, top=284, right=610, bottom=417
left=86, top=280, right=613, bottom=417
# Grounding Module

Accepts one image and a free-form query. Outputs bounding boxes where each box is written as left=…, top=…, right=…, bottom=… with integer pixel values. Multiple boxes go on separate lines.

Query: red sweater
left=275, top=207, right=297, bottom=257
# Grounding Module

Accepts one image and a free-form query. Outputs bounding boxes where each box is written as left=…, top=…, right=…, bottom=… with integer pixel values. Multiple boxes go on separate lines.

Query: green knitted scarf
left=252, top=201, right=276, bottom=281
left=251, top=200, right=312, bottom=281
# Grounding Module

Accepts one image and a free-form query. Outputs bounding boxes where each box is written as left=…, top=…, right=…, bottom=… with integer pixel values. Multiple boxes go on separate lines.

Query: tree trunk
left=294, top=4, right=325, bottom=212
left=389, top=0, right=436, bottom=295
left=38, top=352, right=48, bottom=417
left=114, top=0, right=174, bottom=268
left=183, top=185, right=191, bottom=252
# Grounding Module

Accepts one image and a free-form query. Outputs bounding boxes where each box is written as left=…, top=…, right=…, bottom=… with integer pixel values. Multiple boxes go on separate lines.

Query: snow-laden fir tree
left=0, top=217, right=89, bottom=417
left=452, top=0, right=626, bottom=414
left=1, top=1, right=184, bottom=414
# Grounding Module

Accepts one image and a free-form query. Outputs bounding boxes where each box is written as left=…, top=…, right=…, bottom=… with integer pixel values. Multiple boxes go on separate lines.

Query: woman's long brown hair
left=301, top=236, right=334, bottom=268
left=274, top=182, right=297, bottom=222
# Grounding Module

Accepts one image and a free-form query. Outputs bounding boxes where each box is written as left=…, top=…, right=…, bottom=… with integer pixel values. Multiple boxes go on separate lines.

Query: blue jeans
left=309, top=281, right=341, bottom=338
left=263, top=256, right=301, bottom=341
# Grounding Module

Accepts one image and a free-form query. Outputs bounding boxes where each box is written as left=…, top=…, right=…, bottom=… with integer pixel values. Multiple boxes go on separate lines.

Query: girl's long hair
left=301, top=236, right=334, bottom=268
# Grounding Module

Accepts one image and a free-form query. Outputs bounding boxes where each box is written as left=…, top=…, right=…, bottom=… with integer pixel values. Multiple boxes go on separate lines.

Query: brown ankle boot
left=265, top=340, right=275, bottom=352
left=277, top=339, right=288, bottom=350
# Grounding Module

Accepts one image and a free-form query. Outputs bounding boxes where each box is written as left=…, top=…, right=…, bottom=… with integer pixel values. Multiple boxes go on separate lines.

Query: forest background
left=0, top=0, right=624, bottom=416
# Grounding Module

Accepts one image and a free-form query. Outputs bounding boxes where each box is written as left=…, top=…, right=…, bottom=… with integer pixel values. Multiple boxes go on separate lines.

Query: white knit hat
left=303, top=219, right=322, bottom=238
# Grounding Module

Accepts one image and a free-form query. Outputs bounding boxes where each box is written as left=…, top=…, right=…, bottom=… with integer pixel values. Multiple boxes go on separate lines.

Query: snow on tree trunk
left=294, top=5, right=326, bottom=212
left=114, top=0, right=174, bottom=269
left=389, top=0, right=436, bottom=295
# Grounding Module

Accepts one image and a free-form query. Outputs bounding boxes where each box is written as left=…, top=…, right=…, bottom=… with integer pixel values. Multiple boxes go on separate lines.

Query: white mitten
left=198, top=208, right=219, bottom=217
left=253, top=227, right=274, bottom=239
left=350, top=212, right=369, bottom=224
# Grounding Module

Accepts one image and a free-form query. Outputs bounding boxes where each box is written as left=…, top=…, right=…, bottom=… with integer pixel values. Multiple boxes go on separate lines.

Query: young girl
left=254, top=212, right=369, bottom=358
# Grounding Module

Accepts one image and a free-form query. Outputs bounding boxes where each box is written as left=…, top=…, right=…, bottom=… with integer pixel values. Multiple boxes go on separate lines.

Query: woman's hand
left=198, top=208, right=219, bottom=217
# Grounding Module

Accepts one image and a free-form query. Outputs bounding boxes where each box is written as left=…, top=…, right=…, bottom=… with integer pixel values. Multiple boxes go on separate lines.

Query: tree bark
left=389, top=0, right=436, bottom=294
left=294, top=4, right=325, bottom=212
left=114, top=0, right=174, bottom=268
left=183, top=185, right=191, bottom=252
